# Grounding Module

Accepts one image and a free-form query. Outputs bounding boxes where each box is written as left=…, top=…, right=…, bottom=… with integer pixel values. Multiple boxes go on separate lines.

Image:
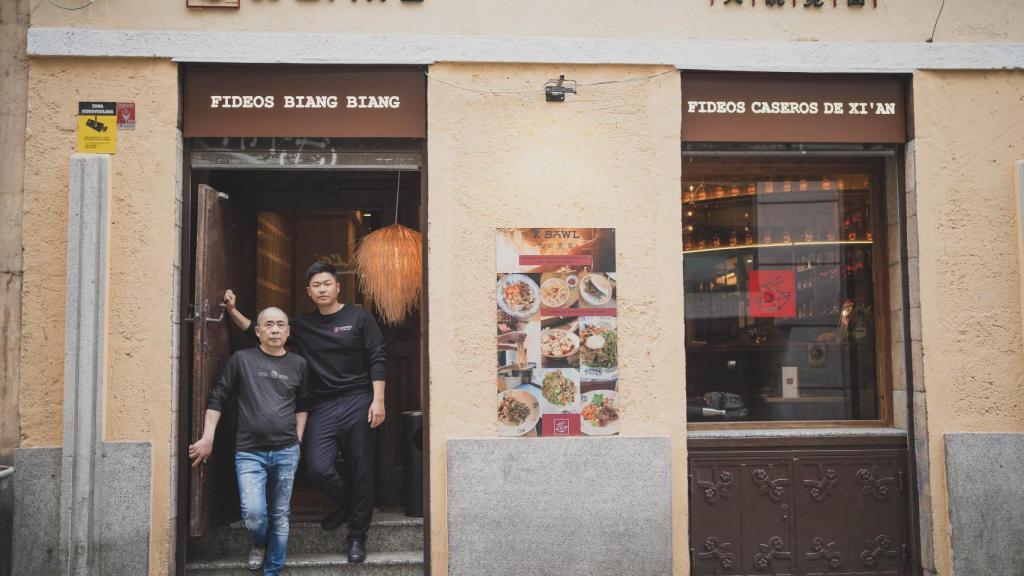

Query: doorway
left=180, top=164, right=427, bottom=562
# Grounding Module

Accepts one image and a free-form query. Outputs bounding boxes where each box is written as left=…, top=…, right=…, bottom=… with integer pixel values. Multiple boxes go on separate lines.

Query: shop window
left=683, top=159, right=889, bottom=424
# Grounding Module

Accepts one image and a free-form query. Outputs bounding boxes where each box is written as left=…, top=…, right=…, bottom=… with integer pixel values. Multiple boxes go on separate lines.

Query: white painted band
left=27, top=27, right=1024, bottom=72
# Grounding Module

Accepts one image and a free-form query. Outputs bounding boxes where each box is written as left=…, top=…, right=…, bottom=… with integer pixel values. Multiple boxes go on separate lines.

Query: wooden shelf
left=682, top=188, right=870, bottom=205
left=684, top=240, right=872, bottom=255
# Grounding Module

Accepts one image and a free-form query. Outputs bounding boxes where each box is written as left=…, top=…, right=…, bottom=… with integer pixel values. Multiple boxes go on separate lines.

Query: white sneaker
left=247, top=546, right=266, bottom=571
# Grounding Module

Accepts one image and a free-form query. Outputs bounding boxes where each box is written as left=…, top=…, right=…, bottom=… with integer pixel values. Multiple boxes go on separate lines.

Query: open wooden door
left=190, top=184, right=243, bottom=536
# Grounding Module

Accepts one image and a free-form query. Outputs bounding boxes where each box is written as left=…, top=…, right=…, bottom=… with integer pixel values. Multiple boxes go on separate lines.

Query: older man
left=189, top=307, right=310, bottom=575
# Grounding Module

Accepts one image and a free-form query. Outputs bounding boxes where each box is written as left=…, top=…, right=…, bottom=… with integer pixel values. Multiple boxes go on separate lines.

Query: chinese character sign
left=496, top=228, right=619, bottom=437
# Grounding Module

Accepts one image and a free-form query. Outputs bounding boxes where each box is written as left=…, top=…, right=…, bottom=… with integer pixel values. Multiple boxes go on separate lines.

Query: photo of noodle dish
left=497, top=274, right=541, bottom=319
left=497, top=389, right=541, bottom=436
left=578, top=316, right=618, bottom=381
left=580, top=390, right=620, bottom=436
left=540, top=277, right=571, bottom=308
left=538, top=368, right=580, bottom=412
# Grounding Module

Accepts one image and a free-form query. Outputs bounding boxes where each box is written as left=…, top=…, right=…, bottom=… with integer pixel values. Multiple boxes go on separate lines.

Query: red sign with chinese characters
left=749, top=270, right=796, bottom=318
left=542, top=414, right=582, bottom=436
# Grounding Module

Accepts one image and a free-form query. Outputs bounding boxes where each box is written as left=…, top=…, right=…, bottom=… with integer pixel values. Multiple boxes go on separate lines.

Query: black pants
left=304, top=391, right=375, bottom=541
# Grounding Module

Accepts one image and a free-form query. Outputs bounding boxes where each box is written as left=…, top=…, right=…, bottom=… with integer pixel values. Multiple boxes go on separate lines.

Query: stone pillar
left=59, top=154, right=111, bottom=576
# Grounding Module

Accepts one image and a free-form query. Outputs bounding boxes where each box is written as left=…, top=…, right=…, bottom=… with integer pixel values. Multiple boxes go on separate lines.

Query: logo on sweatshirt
left=333, top=325, right=354, bottom=333
left=257, top=370, right=290, bottom=381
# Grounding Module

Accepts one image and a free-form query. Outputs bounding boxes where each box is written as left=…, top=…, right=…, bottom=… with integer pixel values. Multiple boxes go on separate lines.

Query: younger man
left=189, top=307, right=310, bottom=576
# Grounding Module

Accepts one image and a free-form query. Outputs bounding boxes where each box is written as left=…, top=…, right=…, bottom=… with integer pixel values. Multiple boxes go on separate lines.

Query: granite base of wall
left=12, top=442, right=151, bottom=575
left=12, top=447, right=61, bottom=576
left=945, top=433, right=1024, bottom=576
left=447, top=437, right=672, bottom=576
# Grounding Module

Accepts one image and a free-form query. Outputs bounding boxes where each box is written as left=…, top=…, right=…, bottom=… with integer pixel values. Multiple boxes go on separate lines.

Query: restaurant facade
left=3, top=1, right=1024, bottom=575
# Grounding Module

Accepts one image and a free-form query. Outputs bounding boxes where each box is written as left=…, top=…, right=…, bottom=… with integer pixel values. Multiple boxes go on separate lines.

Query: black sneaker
left=320, top=508, right=349, bottom=531
left=347, top=538, right=366, bottom=564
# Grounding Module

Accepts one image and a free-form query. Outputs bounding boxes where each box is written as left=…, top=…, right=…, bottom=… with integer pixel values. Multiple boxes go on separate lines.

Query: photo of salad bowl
left=578, top=316, right=618, bottom=382
left=580, top=389, right=620, bottom=436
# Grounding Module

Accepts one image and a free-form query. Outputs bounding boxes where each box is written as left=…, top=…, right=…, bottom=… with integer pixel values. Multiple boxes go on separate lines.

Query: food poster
left=496, top=228, right=620, bottom=437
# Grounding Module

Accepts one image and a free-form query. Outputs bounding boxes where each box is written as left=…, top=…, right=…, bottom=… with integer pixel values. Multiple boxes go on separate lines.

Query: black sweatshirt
left=246, top=305, right=387, bottom=400
left=207, top=347, right=310, bottom=452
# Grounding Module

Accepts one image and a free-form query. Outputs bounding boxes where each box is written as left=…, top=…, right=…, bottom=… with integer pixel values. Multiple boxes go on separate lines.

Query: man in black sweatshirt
left=189, top=307, right=310, bottom=575
left=224, top=261, right=387, bottom=564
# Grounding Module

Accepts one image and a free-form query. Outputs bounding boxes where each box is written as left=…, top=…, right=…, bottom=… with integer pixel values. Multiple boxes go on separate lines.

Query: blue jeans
left=235, top=443, right=300, bottom=576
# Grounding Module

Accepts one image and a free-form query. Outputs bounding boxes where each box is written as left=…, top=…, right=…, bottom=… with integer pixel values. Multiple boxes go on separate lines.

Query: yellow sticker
left=77, top=102, right=117, bottom=154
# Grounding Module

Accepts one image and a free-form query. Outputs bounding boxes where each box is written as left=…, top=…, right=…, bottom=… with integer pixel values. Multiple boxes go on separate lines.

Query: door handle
left=205, top=303, right=227, bottom=323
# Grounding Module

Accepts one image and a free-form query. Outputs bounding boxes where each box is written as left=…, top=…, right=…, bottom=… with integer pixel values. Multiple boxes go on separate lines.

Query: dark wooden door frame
left=175, top=143, right=432, bottom=574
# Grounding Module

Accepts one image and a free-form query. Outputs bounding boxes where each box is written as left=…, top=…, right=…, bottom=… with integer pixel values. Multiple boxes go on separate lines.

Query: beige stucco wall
left=426, top=62, right=686, bottom=574
left=912, top=69, right=1024, bottom=576
left=0, top=0, right=29, bottom=460
left=30, top=0, right=1024, bottom=44
left=21, top=57, right=180, bottom=576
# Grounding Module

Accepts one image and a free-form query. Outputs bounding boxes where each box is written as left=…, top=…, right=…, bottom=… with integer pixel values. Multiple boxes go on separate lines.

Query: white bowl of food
left=579, top=316, right=618, bottom=382
left=540, top=328, right=580, bottom=359
left=540, top=277, right=571, bottom=308
left=497, top=274, right=540, bottom=319
left=580, top=389, right=620, bottom=436
left=539, top=368, right=580, bottom=412
left=579, top=273, right=613, bottom=306
left=497, top=389, right=541, bottom=436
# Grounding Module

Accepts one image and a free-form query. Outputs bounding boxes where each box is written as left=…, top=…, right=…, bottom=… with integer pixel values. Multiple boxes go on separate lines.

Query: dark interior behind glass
left=683, top=158, right=885, bottom=423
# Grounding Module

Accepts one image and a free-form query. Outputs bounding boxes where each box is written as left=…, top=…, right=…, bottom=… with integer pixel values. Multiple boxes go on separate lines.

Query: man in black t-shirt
left=189, top=307, right=310, bottom=576
left=225, top=261, right=387, bottom=564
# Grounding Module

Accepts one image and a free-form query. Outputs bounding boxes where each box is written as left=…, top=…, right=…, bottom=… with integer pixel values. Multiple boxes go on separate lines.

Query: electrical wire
left=47, top=0, right=94, bottom=10
left=394, top=170, right=401, bottom=226
left=424, top=69, right=675, bottom=96
left=926, top=0, right=947, bottom=43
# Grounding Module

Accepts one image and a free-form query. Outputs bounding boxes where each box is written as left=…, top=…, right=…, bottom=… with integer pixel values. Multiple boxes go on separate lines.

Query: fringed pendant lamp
left=354, top=171, right=423, bottom=326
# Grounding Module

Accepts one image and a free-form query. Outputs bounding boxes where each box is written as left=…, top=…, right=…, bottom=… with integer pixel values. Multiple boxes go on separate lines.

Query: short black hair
left=306, top=261, right=338, bottom=283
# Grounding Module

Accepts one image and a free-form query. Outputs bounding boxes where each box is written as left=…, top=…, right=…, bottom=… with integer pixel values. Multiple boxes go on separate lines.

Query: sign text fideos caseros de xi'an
left=681, top=72, right=907, bottom=143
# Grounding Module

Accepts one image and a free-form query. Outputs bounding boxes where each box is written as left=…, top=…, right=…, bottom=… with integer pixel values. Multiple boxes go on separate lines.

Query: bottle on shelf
left=799, top=179, right=809, bottom=192
left=714, top=185, right=725, bottom=199
left=746, top=182, right=756, bottom=196
left=729, top=225, right=738, bottom=247
left=783, top=180, right=793, bottom=193
left=730, top=184, right=741, bottom=197
left=683, top=186, right=694, bottom=203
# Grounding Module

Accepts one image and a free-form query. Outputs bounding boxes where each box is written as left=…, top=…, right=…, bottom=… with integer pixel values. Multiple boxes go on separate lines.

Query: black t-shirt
left=207, top=347, right=310, bottom=452
left=246, top=304, right=388, bottom=400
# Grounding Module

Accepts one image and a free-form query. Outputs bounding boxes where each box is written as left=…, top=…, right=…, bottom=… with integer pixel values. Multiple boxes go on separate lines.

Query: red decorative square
left=542, top=414, right=581, bottom=436
left=749, top=269, right=796, bottom=318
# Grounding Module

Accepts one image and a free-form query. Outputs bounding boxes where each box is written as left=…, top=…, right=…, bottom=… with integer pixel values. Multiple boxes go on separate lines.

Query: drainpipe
left=897, top=149, right=923, bottom=575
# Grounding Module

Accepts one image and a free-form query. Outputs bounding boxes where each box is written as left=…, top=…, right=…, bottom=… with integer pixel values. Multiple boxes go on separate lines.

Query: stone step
left=186, top=551, right=423, bottom=576
left=189, top=512, right=423, bottom=558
